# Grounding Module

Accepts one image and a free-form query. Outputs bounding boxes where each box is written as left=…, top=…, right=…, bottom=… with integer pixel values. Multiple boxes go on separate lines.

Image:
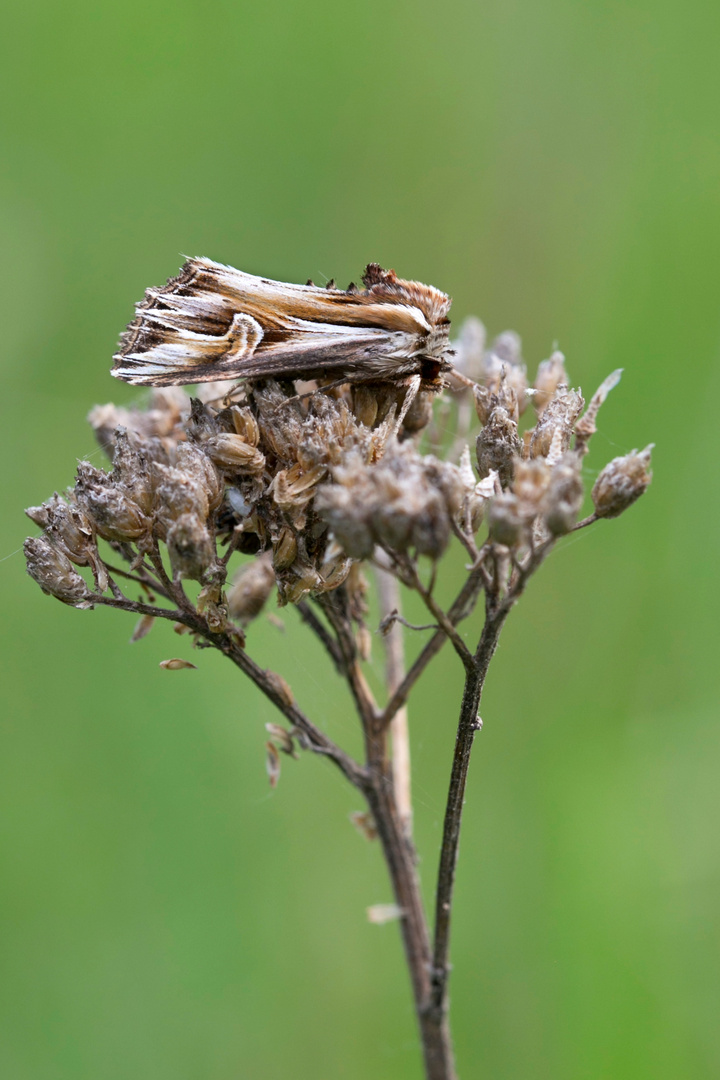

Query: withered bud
left=272, top=526, right=298, bottom=571
left=574, top=369, right=623, bottom=455
left=159, top=658, right=197, bottom=670
left=24, top=536, right=93, bottom=608
left=488, top=493, right=522, bottom=547
left=486, top=331, right=528, bottom=415
left=356, top=624, right=372, bottom=662
left=401, top=390, right=434, bottom=435
left=265, top=722, right=298, bottom=757
left=592, top=446, right=653, bottom=518
left=227, top=552, right=275, bottom=624
left=28, top=496, right=94, bottom=563
left=315, top=485, right=375, bottom=559
left=265, top=670, right=295, bottom=709
left=166, top=513, right=216, bottom=580
left=75, top=463, right=151, bottom=542
left=453, top=316, right=487, bottom=384
left=228, top=405, right=260, bottom=446
left=25, top=492, right=64, bottom=529
left=174, top=441, right=224, bottom=514
left=273, top=463, right=327, bottom=512
left=130, top=614, right=155, bottom=642
left=513, top=458, right=552, bottom=519
left=541, top=453, right=584, bottom=536
left=204, top=433, right=266, bottom=476
left=534, top=351, right=570, bottom=414
left=476, top=407, right=522, bottom=487
left=406, top=489, right=450, bottom=558
left=527, top=387, right=584, bottom=460
left=112, top=429, right=155, bottom=514
left=153, top=464, right=209, bottom=531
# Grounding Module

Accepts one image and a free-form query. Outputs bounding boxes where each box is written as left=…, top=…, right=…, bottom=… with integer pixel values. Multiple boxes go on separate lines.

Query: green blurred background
left=2, top=1, right=719, bottom=1077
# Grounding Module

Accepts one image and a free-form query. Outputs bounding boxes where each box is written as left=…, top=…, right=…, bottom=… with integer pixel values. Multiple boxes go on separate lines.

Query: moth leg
left=392, top=374, right=422, bottom=437
left=270, top=377, right=350, bottom=412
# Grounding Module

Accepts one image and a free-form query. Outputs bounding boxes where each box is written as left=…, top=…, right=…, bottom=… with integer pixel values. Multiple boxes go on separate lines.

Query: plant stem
left=375, top=566, right=413, bottom=839
left=429, top=607, right=508, bottom=1027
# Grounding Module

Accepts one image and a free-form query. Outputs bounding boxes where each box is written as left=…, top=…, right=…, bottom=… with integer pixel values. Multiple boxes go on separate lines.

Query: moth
left=112, top=258, right=455, bottom=393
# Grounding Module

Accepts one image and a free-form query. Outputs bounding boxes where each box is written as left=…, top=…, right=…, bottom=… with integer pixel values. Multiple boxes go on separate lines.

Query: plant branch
left=403, top=558, right=475, bottom=674
left=375, top=566, right=413, bottom=839
left=379, top=562, right=487, bottom=731
left=429, top=604, right=509, bottom=1025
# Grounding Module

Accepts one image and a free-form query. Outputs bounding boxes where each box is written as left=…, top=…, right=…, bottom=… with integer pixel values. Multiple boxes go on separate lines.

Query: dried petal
left=265, top=741, right=281, bottom=788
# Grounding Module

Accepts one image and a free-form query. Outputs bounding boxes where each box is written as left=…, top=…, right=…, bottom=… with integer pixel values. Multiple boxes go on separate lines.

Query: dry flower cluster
left=24, top=316, right=652, bottom=1080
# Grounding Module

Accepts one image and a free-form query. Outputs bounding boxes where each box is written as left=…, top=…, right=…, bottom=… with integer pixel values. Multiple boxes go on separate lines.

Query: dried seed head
left=227, top=405, right=260, bottom=446
left=204, top=433, right=266, bottom=476
left=401, top=390, right=434, bottom=435
left=24, top=536, right=93, bottom=607
left=513, top=458, right=552, bottom=520
left=227, top=552, right=276, bottom=624
left=272, top=526, right=298, bottom=571
left=534, top=351, right=570, bottom=415
left=166, top=513, right=216, bottom=580
left=75, top=461, right=151, bottom=542
left=541, top=453, right=584, bottom=536
left=574, top=369, right=623, bottom=456
left=485, top=331, right=528, bottom=415
left=453, top=316, right=487, bottom=384
left=174, top=441, right=224, bottom=513
left=153, top=463, right=210, bottom=532
left=476, top=407, right=522, bottom=487
left=592, top=446, right=653, bottom=518
left=527, top=387, right=584, bottom=460
left=487, top=492, right=522, bottom=547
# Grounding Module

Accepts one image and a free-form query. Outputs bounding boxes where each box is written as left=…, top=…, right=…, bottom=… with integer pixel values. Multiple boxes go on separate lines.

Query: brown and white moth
left=112, top=258, right=454, bottom=391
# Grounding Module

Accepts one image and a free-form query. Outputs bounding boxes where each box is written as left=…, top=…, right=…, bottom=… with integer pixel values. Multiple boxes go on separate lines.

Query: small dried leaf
left=130, top=614, right=155, bottom=642
left=265, top=741, right=281, bottom=788
left=265, top=722, right=297, bottom=757
left=350, top=811, right=378, bottom=841
left=159, top=658, right=197, bottom=670
left=366, top=903, right=404, bottom=925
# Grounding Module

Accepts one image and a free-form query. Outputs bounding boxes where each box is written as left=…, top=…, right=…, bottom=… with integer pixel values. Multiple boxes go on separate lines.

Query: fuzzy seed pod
left=488, top=493, right=522, bottom=547
left=24, top=536, right=93, bottom=608
left=227, top=553, right=276, bottom=624
left=166, top=513, right=216, bottom=580
left=592, top=446, right=653, bottom=518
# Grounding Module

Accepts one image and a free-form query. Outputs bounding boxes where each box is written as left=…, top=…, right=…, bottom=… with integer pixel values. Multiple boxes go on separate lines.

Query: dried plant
left=24, top=317, right=652, bottom=1080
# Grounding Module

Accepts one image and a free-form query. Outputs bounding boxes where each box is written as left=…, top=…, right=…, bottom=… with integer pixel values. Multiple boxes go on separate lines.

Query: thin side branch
left=380, top=562, right=487, bottom=731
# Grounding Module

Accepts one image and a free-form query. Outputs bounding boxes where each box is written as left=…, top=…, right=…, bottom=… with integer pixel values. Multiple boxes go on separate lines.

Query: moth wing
left=112, top=258, right=423, bottom=386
